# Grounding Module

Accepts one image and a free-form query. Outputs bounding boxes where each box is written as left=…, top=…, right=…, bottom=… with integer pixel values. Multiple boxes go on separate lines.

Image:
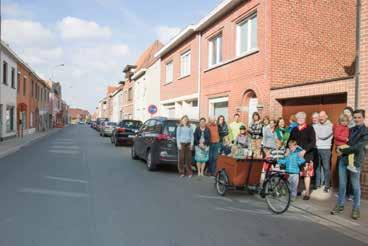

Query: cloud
left=22, top=47, right=64, bottom=66
left=156, top=25, right=181, bottom=44
left=1, top=19, right=54, bottom=47
left=1, top=2, right=30, bottom=18
left=57, top=17, right=112, bottom=41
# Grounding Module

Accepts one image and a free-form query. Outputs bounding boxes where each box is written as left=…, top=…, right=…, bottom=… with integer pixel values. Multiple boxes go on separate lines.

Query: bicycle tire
left=216, top=171, right=228, bottom=196
left=264, top=175, right=291, bottom=214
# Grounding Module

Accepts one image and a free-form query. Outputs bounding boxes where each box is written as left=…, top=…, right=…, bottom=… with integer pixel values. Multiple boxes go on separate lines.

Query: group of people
left=175, top=107, right=367, bottom=220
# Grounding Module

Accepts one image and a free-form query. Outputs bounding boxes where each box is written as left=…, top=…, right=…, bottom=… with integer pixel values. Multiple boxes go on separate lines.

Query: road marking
left=45, top=176, right=88, bottom=184
left=18, top=188, right=88, bottom=198
left=50, top=145, right=80, bottom=150
left=49, top=149, right=80, bottom=155
left=196, top=195, right=233, bottom=203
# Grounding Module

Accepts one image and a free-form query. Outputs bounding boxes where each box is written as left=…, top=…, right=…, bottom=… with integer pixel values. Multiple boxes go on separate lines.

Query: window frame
left=11, top=67, right=16, bottom=89
left=3, top=61, right=8, bottom=85
left=208, top=34, right=223, bottom=67
left=23, top=77, right=27, bottom=96
left=165, top=60, right=174, bottom=84
left=236, top=13, right=258, bottom=57
left=180, top=50, right=191, bottom=77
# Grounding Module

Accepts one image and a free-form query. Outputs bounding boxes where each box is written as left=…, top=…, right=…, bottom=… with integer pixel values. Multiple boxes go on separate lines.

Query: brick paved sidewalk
left=0, top=128, right=61, bottom=159
left=291, top=188, right=368, bottom=243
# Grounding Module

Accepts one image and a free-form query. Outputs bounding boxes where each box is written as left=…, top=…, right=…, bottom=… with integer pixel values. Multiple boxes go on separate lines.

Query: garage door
left=280, top=93, right=347, bottom=188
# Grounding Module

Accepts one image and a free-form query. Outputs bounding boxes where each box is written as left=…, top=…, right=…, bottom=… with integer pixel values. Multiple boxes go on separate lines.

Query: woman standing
left=262, top=119, right=277, bottom=153
left=176, top=115, right=194, bottom=178
left=344, top=106, right=355, bottom=129
left=194, top=118, right=211, bottom=177
left=248, top=112, right=263, bottom=159
left=289, top=112, right=316, bottom=200
left=275, top=117, right=290, bottom=146
left=217, top=115, right=229, bottom=153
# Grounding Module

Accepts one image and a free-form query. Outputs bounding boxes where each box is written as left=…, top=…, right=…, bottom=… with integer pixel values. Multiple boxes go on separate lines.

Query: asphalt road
left=0, top=125, right=366, bottom=246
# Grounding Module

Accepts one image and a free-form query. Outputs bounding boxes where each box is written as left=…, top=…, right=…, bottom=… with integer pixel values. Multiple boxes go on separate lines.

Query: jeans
left=178, top=143, right=193, bottom=176
left=208, top=143, right=220, bottom=175
left=337, top=156, right=361, bottom=209
left=288, top=174, right=299, bottom=198
left=315, top=149, right=331, bottom=188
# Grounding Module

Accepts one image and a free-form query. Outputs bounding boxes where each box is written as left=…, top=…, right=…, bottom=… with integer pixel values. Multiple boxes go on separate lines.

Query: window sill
left=163, top=81, right=173, bottom=86
left=204, top=49, right=259, bottom=73
left=178, top=74, right=190, bottom=80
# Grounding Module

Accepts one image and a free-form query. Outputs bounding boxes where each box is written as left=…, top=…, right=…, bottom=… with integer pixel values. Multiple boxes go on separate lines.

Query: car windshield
left=120, top=121, right=141, bottom=129
left=107, top=122, right=117, bottom=126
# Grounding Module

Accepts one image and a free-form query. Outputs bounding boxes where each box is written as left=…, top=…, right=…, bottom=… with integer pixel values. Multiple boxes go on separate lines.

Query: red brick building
left=359, top=0, right=368, bottom=198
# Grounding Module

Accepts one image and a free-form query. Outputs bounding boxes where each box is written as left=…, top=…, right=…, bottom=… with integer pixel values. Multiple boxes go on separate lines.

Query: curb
left=0, top=128, right=62, bottom=160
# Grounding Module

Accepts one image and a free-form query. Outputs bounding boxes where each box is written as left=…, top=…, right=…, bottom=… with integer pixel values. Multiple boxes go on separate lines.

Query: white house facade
left=111, top=87, right=124, bottom=123
left=0, top=42, right=18, bottom=140
left=133, top=59, right=161, bottom=122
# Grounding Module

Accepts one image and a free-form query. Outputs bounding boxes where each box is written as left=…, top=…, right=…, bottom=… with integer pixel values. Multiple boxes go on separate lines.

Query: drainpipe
left=197, top=32, right=202, bottom=119
left=355, top=0, right=361, bottom=109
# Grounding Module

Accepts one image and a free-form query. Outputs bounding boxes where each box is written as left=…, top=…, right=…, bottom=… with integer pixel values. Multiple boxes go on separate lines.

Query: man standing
left=229, top=113, right=245, bottom=143
left=332, top=109, right=368, bottom=220
left=207, top=117, right=220, bottom=176
left=314, top=111, right=333, bottom=192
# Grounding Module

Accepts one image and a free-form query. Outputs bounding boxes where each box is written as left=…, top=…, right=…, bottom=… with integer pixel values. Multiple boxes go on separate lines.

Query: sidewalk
left=291, top=188, right=368, bottom=243
left=0, top=128, right=61, bottom=159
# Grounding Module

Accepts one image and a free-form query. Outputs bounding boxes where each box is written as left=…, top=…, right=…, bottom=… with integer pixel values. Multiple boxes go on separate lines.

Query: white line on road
left=18, top=188, right=88, bottom=198
left=49, top=149, right=80, bottom=155
left=50, top=145, right=80, bottom=150
left=45, top=176, right=88, bottom=184
left=196, top=195, right=234, bottom=203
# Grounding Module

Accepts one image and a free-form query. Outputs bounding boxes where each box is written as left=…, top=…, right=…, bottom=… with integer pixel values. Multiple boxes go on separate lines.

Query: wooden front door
left=281, top=93, right=347, bottom=188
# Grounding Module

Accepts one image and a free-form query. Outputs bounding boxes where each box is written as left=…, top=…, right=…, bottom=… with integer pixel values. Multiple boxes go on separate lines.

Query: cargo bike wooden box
left=215, top=155, right=291, bottom=214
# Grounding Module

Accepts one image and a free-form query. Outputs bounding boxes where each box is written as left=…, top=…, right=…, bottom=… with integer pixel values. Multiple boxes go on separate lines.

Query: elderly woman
left=289, top=112, right=316, bottom=200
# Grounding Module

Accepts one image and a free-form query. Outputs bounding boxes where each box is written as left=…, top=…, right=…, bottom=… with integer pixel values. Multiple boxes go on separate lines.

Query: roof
left=155, top=0, right=244, bottom=58
left=135, top=40, right=164, bottom=71
left=106, top=86, right=118, bottom=95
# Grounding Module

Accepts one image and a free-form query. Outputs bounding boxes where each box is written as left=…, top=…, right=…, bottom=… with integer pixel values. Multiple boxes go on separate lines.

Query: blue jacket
left=277, top=146, right=305, bottom=174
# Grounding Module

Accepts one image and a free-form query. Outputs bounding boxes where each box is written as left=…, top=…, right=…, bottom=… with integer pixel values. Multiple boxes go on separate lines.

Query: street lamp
left=50, top=64, right=65, bottom=80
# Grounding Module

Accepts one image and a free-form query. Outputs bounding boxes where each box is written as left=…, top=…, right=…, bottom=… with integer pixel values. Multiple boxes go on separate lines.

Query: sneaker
left=324, top=187, right=330, bottom=193
left=352, top=208, right=360, bottom=220
left=188, top=175, right=193, bottom=179
left=331, top=205, right=344, bottom=215
left=180, top=174, right=185, bottom=178
left=291, top=196, right=297, bottom=202
left=347, top=195, right=354, bottom=201
left=303, top=195, right=310, bottom=201
left=347, top=166, right=358, bottom=173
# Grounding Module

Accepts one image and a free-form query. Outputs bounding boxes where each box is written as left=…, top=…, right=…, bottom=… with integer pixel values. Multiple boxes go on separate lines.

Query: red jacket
left=333, top=124, right=349, bottom=146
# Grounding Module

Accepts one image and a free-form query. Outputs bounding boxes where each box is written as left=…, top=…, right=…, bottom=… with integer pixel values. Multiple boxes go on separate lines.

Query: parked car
left=131, top=117, right=198, bottom=171
left=96, top=118, right=109, bottom=132
left=100, top=121, right=117, bottom=137
left=111, top=120, right=143, bottom=146
left=90, top=121, right=96, bottom=129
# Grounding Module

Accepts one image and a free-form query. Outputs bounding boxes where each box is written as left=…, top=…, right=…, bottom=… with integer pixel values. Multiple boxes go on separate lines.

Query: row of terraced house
left=94, top=0, right=368, bottom=197
left=0, top=40, right=69, bottom=141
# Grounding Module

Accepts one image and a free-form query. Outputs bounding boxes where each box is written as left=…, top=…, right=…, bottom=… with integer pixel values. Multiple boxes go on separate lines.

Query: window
left=237, top=14, right=258, bottom=56
left=180, top=51, right=191, bottom=77
left=3, top=61, right=8, bottom=85
left=11, top=68, right=16, bottom=88
left=6, top=106, right=15, bottom=132
left=208, top=34, right=222, bottom=67
left=209, top=97, right=229, bottom=120
left=31, top=80, right=34, bottom=97
left=165, top=61, right=173, bottom=83
left=17, top=73, right=20, bottom=94
left=23, top=78, right=27, bottom=96
left=128, top=88, right=133, bottom=101
left=30, top=112, right=34, bottom=128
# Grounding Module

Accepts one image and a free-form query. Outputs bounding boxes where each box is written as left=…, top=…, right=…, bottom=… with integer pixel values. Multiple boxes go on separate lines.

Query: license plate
left=128, top=135, right=134, bottom=138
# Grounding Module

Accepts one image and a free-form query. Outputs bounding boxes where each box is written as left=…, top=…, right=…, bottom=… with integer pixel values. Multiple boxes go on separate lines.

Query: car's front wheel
left=146, top=150, right=157, bottom=171
left=131, top=144, right=138, bottom=160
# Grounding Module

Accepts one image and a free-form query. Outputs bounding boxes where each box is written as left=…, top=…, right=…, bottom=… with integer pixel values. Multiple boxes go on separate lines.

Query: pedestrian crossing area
left=49, top=138, right=81, bottom=155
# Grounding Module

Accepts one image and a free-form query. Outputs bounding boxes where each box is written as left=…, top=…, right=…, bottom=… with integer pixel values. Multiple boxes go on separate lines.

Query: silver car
left=100, top=122, right=117, bottom=137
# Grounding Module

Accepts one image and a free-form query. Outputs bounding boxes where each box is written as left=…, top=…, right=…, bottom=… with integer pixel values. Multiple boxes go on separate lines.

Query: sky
left=1, top=0, right=222, bottom=113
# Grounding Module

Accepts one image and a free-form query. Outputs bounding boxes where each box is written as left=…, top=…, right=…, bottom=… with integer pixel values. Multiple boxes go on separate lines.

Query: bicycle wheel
left=264, top=176, right=291, bottom=214
left=216, top=171, right=228, bottom=196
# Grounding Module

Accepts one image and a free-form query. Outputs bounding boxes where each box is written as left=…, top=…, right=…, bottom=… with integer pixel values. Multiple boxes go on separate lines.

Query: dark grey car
left=131, top=117, right=198, bottom=171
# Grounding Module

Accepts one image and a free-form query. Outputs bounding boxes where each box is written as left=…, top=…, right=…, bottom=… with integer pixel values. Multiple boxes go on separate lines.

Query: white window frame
left=208, top=34, right=222, bottom=67
left=236, top=13, right=258, bottom=57
left=208, top=97, right=228, bottom=118
left=165, top=60, right=173, bottom=84
left=180, top=50, right=191, bottom=77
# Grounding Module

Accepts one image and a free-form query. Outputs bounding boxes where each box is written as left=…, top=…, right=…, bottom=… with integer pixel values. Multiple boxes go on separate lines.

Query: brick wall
left=271, top=0, right=356, bottom=88
left=199, top=0, right=271, bottom=123
left=360, top=0, right=368, bottom=199
left=160, top=34, right=199, bottom=101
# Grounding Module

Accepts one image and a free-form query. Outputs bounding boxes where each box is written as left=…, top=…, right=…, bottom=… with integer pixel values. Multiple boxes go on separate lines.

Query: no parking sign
left=147, top=104, right=158, bottom=116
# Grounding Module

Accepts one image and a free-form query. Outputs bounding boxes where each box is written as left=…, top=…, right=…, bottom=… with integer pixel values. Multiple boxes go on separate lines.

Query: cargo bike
left=215, top=155, right=291, bottom=214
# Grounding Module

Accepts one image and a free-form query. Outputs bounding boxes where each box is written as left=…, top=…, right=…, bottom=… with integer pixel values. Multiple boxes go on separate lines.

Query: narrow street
left=0, top=125, right=364, bottom=246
